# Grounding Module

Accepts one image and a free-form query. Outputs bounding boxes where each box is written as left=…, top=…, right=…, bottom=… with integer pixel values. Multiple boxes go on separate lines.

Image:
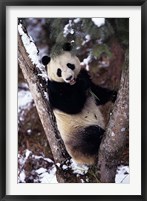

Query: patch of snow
left=18, top=24, right=48, bottom=81
left=85, top=35, right=91, bottom=41
left=44, top=92, right=49, bottom=101
left=43, top=157, right=54, bottom=164
left=18, top=149, right=57, bottom=183
left=18, top=89, right=33, bottom=109
left=56, top=163, right=60, bottom=167
left=82, top=34, right=91, bottom=46
left=111, top=131, right=115, bottom=137
left=62, top=165, right=68, bottom=170
left=69, top=159, right=89, bottom=175
left=91, top=18, right=105, bottom=27
left=76, top=46, right=80, bottom=50
left=97, top=38, right=103, bottom=44
left=80, top=179, right=84, bottom=183
left=80, top=54, right=92, bottom=71
left=18, top=24, right=39, bottom=66
left=18, top=169, right=26, bottom=183
left=27, top=129, right=32, bottom=135
left=24, top=18, right=49, bottom=59
left=18, top=149, right=32, bottom=167
left=37, top=73, right=48, bottom=79
left=18, top=149, right=129, bottom=184
left=86, top=177, right=89, bottom=182
left=42, top=170, right=57, bottom=183
left=18, top=150, right=32, bottom=183
left=121, top=128, right=126, bottom=132
left=63, top=20, right=74, bottom=37
left=18, top=89, right=33, bottom=119
left=36, top=167, right=47, bottom=175
left=36, top=165, right=57, bottom=183
left=115, top=165, right=129, bottom=184
left=25, top=149, right=32, bottom=158
left=74, top=18, right=81, bottom=23
left=33, top=155, right=54, bottom=164
left=18, top=24, right=49, bottom=107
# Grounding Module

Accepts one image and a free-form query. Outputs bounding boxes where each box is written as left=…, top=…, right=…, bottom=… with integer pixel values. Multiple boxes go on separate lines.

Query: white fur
left=54, top=96, right=105, bottom=141
left=47, top=52, right=81, bottom=84
left=48, top=51, right=106, bottom=164
left=53, top=96, right=105, bottom=164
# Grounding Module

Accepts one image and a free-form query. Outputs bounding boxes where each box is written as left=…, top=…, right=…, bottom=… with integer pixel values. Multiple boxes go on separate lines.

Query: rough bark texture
left=97, top=52, right=129, bottom=183
left=18, top=33, right=84, bottom=183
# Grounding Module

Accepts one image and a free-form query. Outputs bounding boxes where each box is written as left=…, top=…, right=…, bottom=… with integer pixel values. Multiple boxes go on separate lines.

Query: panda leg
left=65, top=125, right=105, bottom=165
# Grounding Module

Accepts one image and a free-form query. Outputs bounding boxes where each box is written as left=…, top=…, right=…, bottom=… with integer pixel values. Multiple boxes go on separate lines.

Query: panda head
left=42, top=43, right=81, bottom=85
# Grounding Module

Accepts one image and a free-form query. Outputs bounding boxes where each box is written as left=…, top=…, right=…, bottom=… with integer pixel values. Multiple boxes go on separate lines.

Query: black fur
left=67, top=125, right=105, bottom=156
left=67, top=63, right=75, bottom=70
left=90, top=83, right=117, bottom=105
left=48, top=79, right=87, bottom=114
left=47, top=69, right=117, bottom=114
left=62, top=42, right=72, bottom=51
left=42, top=56, right=50, bottom=65
left=57, top=68, right=62, bottom=77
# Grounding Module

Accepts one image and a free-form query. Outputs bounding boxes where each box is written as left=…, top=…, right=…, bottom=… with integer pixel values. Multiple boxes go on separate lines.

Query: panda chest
left=50, top=82, right=87, bottom=114
left=62, top=87, right=86, bottom=112
left=54, top=96, right=105, bottom=136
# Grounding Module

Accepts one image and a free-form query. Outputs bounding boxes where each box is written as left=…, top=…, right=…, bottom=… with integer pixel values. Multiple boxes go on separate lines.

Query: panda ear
left=62, top=42, right=72, bottom=51
left=42, top=56, right=51, bottom=65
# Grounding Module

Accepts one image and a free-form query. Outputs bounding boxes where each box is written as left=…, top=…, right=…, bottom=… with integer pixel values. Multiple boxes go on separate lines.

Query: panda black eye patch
left=67, top=63, right=75, bottom=70
left=57, top=68, right=62, bottom=77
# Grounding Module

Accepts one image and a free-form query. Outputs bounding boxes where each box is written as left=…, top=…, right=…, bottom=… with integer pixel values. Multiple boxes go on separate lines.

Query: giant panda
left=42, top=42, right=116, bottom=165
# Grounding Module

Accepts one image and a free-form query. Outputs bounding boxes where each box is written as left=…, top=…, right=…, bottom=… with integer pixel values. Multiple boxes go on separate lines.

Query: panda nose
left=66, top=75, right=72, bottom=81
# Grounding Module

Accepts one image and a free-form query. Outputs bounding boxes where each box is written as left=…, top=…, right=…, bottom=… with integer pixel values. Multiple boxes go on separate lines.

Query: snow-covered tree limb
left=18, top=28, right=88, bottom=183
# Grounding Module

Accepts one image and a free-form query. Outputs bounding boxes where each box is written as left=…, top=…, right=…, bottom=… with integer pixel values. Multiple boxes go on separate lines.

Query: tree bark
left=97, top=51, right=129, bottom=183
left=18, top=33, right=84, bottom=183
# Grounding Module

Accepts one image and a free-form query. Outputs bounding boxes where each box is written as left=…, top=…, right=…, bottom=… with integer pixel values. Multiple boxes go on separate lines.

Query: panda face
left=46, top=52, right=81, bottom=85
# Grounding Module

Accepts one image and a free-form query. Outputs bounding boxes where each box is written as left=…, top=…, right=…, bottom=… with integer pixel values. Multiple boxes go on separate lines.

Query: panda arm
left=79, top=69, right=117, bottom=105
left=90, top=82, right=117, bottom=105
left=77, top=68, right=91, bottom=89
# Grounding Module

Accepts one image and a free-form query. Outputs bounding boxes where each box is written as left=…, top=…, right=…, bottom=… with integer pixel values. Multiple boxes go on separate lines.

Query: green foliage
left=35, top=18, right=129, bottom=58
left=92, top=44, right=112, bottom=59
left=46, top=18, right=68, bottom=45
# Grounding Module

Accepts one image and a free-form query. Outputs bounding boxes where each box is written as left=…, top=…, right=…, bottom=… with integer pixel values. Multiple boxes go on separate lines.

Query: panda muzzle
left=69, top=78, right=76, bottom=85
left=66, top=76, right=76, bottom=85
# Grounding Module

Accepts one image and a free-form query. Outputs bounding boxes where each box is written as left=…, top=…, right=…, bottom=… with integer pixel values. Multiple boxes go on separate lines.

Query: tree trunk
left=18, top=32, right=85, bottom=183
left=97, top=51, right=129, bottom=183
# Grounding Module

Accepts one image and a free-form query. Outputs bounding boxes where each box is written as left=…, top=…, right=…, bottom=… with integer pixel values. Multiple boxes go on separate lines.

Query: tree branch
left=97, top=51, right=129, bottom=183
left=18, top=31, right=86, bottom=183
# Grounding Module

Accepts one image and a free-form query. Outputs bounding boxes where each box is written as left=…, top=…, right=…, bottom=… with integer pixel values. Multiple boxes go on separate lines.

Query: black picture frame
left=0, top=0, right=146, bottom=200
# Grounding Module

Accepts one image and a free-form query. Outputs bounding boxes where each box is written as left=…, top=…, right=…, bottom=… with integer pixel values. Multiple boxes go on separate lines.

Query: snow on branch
left=18, top=23, right=90, bottom=183
left=91, top=18, right=105, bottom=27
left=18, top=24, right=48, bottom=81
